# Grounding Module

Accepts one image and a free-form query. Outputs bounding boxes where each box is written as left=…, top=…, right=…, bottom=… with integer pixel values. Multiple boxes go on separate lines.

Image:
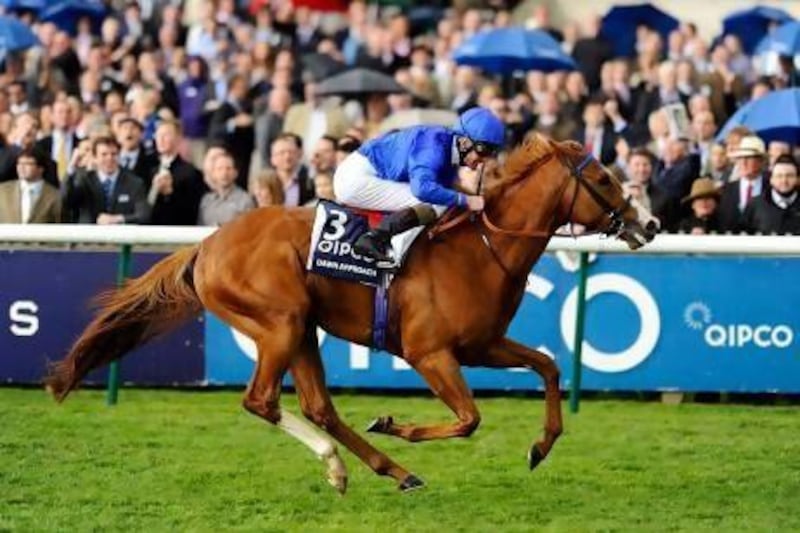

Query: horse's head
left=484, top=136, right=658, bottom=250
left=552, top=140, right=659, bottom=249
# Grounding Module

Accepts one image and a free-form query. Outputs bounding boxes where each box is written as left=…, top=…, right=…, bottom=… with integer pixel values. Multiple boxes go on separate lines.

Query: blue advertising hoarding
left=0, top=251, right=204, bottom=385
left=205, top=254, right=800, bottom=393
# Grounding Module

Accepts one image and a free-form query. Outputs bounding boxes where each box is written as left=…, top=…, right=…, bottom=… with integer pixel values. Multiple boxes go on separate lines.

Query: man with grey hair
left=197, top=150, right=254, bottom=226
left=253, top=87, right=292, bottom=171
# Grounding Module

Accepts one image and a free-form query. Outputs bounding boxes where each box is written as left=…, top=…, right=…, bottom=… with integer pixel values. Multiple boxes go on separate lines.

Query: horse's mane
left=485, top=134, right=585, bottom=196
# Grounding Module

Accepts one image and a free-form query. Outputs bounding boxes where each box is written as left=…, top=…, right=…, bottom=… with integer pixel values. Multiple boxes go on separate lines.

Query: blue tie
left=101, top=178, right=114, bottom=210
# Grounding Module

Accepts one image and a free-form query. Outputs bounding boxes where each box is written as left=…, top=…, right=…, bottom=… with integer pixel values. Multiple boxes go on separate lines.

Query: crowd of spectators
left=0, top=0, right=798, bottom=235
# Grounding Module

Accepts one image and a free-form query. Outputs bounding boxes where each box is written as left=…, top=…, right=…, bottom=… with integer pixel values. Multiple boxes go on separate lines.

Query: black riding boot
left=354, top=206, right=436, bottom=266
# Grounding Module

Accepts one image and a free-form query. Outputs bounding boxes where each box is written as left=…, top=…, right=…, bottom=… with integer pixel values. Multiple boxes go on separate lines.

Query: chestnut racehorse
left=46, top=135, right=657, bottom=493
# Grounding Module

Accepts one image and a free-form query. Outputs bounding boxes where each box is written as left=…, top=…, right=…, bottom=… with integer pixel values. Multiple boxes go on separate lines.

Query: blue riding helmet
left=452, top=107, right=506, bottom=153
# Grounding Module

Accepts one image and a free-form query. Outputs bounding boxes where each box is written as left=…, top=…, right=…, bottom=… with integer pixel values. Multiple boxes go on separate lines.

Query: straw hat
left=728, top=135, right=766, bottom=159
left=682, top=177, right=721, bottom=204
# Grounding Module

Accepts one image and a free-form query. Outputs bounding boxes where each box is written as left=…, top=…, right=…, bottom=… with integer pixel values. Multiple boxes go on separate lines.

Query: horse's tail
left=45, top=245, right=202, bottom=402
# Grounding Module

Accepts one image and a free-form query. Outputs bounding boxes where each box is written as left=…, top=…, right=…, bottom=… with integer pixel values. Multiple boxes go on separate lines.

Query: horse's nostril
left=645, top=220, right=659, bottom=233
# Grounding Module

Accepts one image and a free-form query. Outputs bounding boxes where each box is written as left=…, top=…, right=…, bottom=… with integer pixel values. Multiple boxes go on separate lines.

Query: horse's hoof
left=325, top=453, right=348, bottom=495
left=366, top=416, right=393, bottom=434
left=398, top=474, right=425, bottom=492
left=328, top=473, right=348, bottom=495
left=528, top=444, right=545, bottom=471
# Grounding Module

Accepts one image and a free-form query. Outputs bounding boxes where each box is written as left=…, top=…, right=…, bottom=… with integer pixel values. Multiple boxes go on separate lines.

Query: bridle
left=558, top=152, right=631, bottom=239
left=430, top=148, right=633, bottom=278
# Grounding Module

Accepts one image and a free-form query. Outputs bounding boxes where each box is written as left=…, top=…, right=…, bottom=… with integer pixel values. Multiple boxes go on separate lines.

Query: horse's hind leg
left=291, top=327, right=423, bottom=492
left=480, top=337, right=563, bottom=470
left=215, top=307, right=349, bottom=493
left=367, top=349, right=482, bottom=442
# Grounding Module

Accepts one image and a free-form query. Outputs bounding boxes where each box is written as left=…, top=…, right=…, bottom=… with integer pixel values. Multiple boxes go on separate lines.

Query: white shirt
left=305, top=109, right=328, bottom=161
left=19, top=180, right=43, bottom=223
left=119, top=150, right=140, bottom=170
left=10, top=102, right=29, bottom=116
left=772, top=190, right=798, bottom=210
left=159, top=154, right=176, bottom=170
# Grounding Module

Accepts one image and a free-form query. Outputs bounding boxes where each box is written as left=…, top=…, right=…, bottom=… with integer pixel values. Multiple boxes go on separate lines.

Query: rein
left=428, top=146, right=631, bottom=277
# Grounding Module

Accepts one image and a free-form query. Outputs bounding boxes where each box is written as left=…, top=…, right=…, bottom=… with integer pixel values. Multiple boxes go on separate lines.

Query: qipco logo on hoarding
left=683, top=302, right=794, bottom=349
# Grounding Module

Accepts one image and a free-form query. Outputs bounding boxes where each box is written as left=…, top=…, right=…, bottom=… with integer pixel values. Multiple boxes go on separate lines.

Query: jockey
left=332, top=106, right=506, bottom=265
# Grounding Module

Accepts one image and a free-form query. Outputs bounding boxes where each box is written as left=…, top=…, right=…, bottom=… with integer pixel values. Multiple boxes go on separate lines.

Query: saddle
left=306, top=200, right=425, bottom=287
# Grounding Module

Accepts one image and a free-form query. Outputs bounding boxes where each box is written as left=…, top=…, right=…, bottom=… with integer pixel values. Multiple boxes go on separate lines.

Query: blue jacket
left=358, top=126, right=466, bottom=207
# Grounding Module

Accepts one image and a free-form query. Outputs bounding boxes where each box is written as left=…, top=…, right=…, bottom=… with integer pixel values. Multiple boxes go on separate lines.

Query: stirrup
left=354, top=233, right=391, bottom=260
left=354, top=241, right=398, bottom=271
left=373, top=257, right=399, bottom=271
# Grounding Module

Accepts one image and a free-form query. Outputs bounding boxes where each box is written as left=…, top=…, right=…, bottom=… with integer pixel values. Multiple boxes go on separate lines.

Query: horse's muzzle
left=621, top=218, right=658, bottom=250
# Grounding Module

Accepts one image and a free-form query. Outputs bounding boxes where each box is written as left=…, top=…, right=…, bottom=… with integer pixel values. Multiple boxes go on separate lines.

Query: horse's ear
left=558, top=139, right=583, bottom=154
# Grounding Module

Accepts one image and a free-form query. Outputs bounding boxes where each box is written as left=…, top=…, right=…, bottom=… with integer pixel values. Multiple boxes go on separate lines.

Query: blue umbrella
left=755, top=21, right=800, bottom=56
left=0, top=15, right=40, bottom=52
left=40, top=0, right=107, bottom=35
left=716, top=89, right=800, bottom=144
left=452, top=27, right=576, bottom=74
left=722, top=6, right=794, bottom=55
left=1, top=0, right=45, bottom=11
left=600, top=3, right=679, bottom=58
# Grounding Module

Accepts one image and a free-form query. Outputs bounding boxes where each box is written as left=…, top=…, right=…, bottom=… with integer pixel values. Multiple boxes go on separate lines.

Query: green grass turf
left=0, top=388, right=797, bottom=532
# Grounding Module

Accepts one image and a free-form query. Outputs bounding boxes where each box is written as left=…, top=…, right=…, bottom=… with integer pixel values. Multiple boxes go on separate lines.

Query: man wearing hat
left=717, top=135, right=770, bottom=233
left=678, top=177, right=721, bottom=234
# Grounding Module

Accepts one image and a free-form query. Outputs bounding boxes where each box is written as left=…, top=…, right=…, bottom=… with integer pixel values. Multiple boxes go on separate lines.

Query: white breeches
left=333, top=152, right=422, bottom=211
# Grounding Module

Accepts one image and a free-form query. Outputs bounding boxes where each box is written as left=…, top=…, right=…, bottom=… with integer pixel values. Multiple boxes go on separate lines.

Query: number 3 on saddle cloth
left=306, top=200, right=426, bottom=349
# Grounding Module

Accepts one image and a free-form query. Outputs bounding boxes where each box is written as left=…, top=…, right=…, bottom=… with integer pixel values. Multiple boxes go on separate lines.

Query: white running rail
left=1, top=224, right=800, bottom=255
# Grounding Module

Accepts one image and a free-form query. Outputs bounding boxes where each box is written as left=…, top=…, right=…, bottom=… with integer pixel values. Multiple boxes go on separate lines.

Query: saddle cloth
left=307, top=200, right=424, bottom=286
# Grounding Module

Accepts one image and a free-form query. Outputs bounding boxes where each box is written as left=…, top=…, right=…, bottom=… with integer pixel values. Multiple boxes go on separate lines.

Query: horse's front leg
left=367, top=349, right=482, bottom=442
left=477, top=337, right=563, bottom=470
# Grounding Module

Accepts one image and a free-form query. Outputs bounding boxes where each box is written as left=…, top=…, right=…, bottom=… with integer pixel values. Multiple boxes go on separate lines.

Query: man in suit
left=571, top=97, right=618, bottom=166
left=624, top=147, right=679, bottom=232
left=253, top=87, right=291, bottom=170
left=0, top=112, right=58, bottom=186
left=271, top=133, right=314, bottom=207
left=632, top=62, right=690, bottom=132
left=533, top=91, right=575, bottom=141
left=115, top=117, right=159, bottom=180
left=717, top=135, right=769, bottom=233
left=0, top=148, right=61, bottom=223
left=571, top=16, right=613, bottom=92
left=207, top=74, right=255, bottom=190
left=282, top=80, right=350, bottom=159
left=697, top=45, right=746, bottom=126
left=61, top=136, right=151, bottom=224
left=146, top=120, right=208, bottom=225
left=653, top=137, right=702, bottom=205
left=35, top=99, right=80, bottom=183
left=742, top=154, right=800, bottom=235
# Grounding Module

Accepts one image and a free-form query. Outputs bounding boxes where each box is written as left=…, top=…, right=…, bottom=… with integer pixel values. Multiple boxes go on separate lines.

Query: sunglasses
left=472, top=141, right=500, bottom=157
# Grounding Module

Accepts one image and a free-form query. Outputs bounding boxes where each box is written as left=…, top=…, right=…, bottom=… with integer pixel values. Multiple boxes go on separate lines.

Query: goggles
left=472, top=141, right=500, bottom=157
